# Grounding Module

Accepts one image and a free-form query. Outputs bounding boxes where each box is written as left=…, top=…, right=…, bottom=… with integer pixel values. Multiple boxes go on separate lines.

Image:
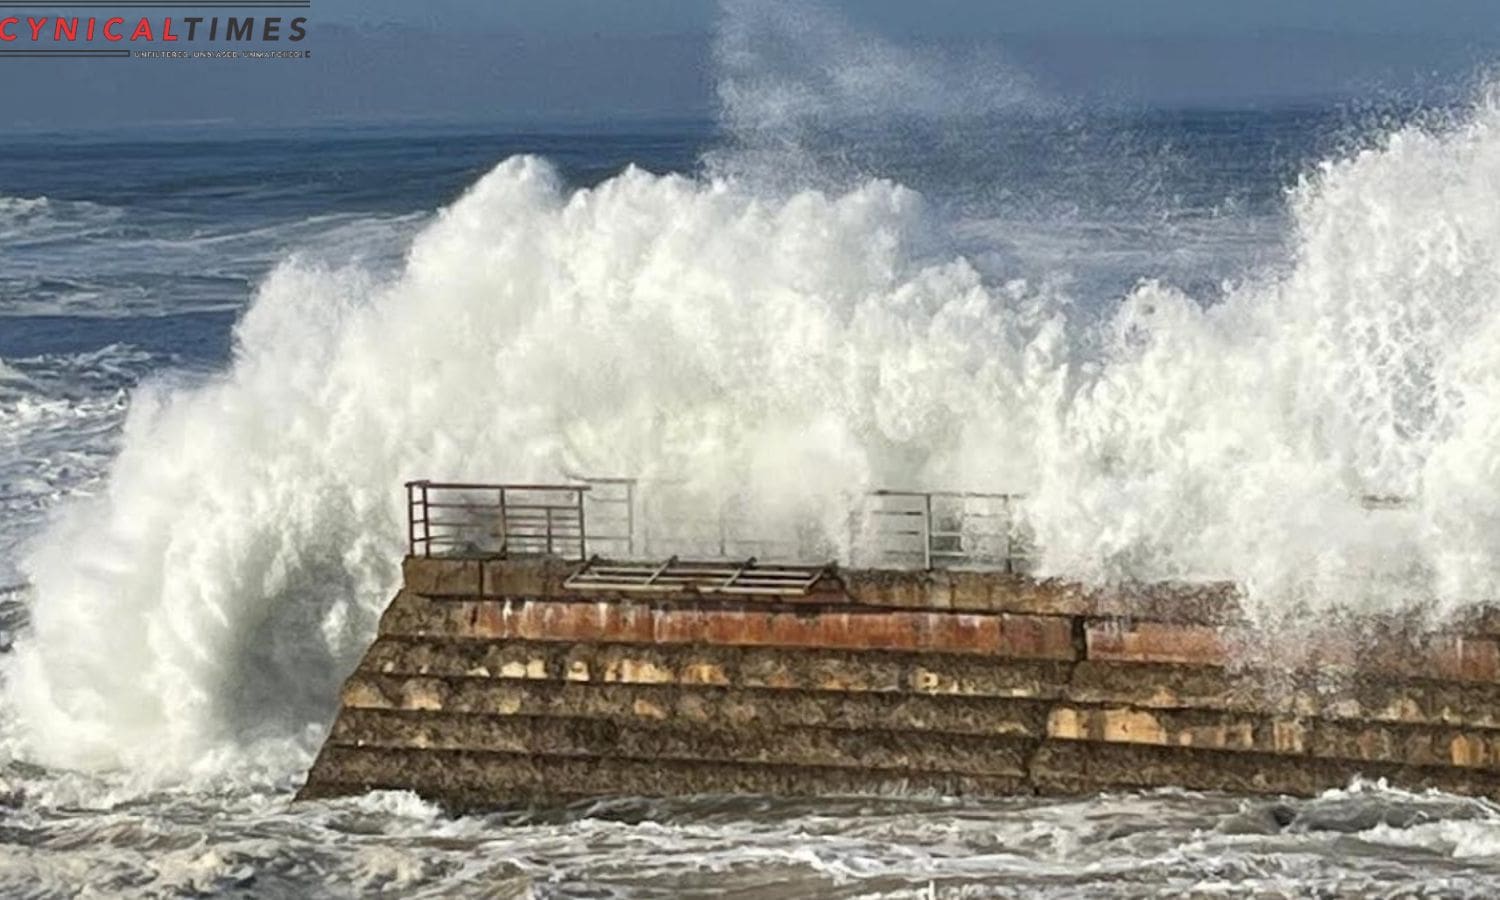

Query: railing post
left=406, top=482, right=415, bottom=557
left=498, top=486, right=508, bottom=557
left=576, top=487, right=587, bottom=560
left=625, top=480, right=636, bottom=557
left=1003, top=495, right=1014, bottom=575
left=923, top=492, right=933, bottom=571
left=420, top=482, right=431, bottom=558
left=642, top=489, right=653, bottom=558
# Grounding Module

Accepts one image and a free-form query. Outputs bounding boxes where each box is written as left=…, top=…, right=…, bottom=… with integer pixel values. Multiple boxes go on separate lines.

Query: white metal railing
left=406, top=482, right=587, bottom=558
left=405, top=480, right=636, bottom=559
left=856, top=490, right=1032, bottom=573
left=406, top=479, right=1033, bottom=570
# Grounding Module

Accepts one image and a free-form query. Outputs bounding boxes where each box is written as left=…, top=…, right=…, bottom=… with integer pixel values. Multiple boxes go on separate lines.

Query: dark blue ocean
left=5, top=107, right=1500, bottom=897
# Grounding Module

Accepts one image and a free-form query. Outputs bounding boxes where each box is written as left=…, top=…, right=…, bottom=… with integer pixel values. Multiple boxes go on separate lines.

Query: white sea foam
left=0, top=194, right=123, bottom=243
left=0, top=775, right=1493, bottom=897
left=9, top=85, right=1500, bottom=779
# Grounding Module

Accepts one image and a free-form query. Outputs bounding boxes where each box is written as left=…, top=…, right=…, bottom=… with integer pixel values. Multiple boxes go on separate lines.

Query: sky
left=4, top=0, right=1500, bottom=130
left=317, top=0, right=1500, bottom=40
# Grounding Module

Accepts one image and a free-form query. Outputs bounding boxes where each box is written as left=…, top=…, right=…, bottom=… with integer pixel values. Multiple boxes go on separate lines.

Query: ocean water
left=8, top=71, right=1500, bottom=897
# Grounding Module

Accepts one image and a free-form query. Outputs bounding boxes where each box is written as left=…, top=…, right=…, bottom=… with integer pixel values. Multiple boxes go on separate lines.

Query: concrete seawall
left=299, top=556, right=1500, bottom=809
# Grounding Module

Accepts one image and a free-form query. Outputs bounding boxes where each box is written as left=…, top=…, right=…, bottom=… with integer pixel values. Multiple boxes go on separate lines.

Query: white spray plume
left=709, top=0, right=1044, bottom=186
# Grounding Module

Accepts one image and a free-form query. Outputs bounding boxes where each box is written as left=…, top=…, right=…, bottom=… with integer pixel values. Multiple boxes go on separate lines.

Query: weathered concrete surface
left=299, top=747, right=1030, bottom=810
left=378, top=591, right=1077, bottom=659
left=300, top=557, right=1500, bottom=806
left=402, top=556, right=1245, bottom=622
left=329, top=708, right=1036, bottom=777
left=338, top=674, right=1051, bottom=737
left=1086, top=620, right=1500, bottom=681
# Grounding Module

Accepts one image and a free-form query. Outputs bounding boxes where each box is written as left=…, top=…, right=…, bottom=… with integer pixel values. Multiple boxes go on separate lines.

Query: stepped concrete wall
left=298, top=557, right=1500, bottom=810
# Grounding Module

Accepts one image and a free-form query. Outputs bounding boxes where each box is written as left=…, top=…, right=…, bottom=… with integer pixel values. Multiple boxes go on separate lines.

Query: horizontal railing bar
left=641, top=574, right=815, bottom=583
left=500, top=521, right=582, bottom=528
left=869, top=489, right=1023, bottom=499
left=577, top=571, right=817, bottom=581
left=562, top=580, right=817, bottom=595
left=699, top=585, right=818, bottom=595
left=587, top=561, right=826, bottom=572
left=555, top=581, right=673, bottom=592
left=503, top=519, right=583, bottom=525
left=576, top=566, right=818, bottom=577
left=406, top=481, right=592, bottom=492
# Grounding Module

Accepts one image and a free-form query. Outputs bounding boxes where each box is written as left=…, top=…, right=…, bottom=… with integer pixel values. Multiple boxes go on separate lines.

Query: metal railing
left=407, top=479, right=640, bottom=559
left=406, top=478, right=1033, bottom=570
left=405, top=482, right=586, bottom=559
left=858, top=490, right=1032, bottom=573
left=572, top=476, right=636, bottom=558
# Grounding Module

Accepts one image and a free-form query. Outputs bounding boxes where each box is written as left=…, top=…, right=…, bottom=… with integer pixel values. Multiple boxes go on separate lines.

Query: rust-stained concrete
left=299, top=556, right=1500, bottom=806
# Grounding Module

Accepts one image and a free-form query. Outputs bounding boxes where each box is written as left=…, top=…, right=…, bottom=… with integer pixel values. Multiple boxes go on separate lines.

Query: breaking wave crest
left=10, top=87, right=1500, bottom=780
